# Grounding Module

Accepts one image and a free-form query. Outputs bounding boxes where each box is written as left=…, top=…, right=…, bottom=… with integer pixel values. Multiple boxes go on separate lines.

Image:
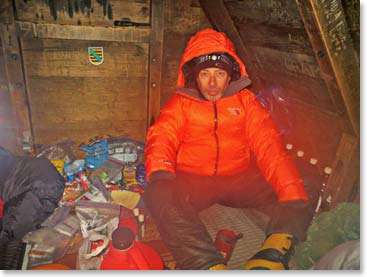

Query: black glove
left=144, top=171, right=176, bottom=214
left=148, top=178, right=176, bottom=201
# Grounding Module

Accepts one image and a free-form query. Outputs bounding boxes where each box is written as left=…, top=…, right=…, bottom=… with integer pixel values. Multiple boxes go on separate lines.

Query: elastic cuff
left=148, top=170, right=175, bottom=183
left=279, top=200, right=308, bottom=209
left=278, top=184, right=309, bottom=203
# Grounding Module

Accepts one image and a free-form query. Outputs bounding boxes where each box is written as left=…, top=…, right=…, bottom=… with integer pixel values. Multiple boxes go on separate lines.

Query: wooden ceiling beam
left=297, top=0, right=359, bottom=137
left=198, top=0, right=260, bottom=88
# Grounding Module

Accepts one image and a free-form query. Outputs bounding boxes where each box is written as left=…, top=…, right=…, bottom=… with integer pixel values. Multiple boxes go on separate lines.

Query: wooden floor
left=143, top=204, right=267, bottom=270
left=54, top=204, right=268, bottom=270
left=199, top=204, right=265, bottom=270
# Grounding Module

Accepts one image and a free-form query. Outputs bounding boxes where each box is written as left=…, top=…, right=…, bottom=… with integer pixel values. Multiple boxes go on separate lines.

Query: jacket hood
left=176, top=28, right=249, bottom=89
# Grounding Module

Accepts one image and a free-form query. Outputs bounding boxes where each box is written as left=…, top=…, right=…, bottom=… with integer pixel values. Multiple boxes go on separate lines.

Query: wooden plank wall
left=1, top=0, right=359, bottom=172
left=21, top=38, right=149, bottom=149
left=1, top=0, right=35, bottom=155
left=224, top=0, right=335, bottom=109
left=9, top=0, right=152, bottom=157
left=0, top=36, right=17, bottom=153
left=341, top=0, right=359, bottom=56
left=14, top=0, right=150, bottom=26
left=222, top=0, right=355, bottom=169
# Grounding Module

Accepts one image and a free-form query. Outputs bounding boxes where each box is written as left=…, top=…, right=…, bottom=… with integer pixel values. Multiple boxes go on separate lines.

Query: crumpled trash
left=292, top=202, right=360, bottom=269
left=22, top=207, right=79, bottom=268
left=312, top=240, right=360, bottom=270
left=36, top=140, right=76, bottom=164
left=75, top=200, right=120, bottom=270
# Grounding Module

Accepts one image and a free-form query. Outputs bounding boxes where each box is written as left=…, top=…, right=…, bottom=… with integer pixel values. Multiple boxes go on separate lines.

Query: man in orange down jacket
left=144, top=28, right=321, bottom=270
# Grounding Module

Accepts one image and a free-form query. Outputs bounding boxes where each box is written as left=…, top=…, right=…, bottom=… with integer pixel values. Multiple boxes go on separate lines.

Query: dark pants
left=144, top=160, right=322, bottom=269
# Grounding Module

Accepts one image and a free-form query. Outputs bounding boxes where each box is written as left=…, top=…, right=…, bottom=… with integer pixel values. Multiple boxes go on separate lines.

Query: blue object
left=80, top=139, right=109, bottom=170
left=136, top=164, right=147, bottom=187
left=64, top=160, right=85, bottom=181
left=256, top=85, right=293, bottom=136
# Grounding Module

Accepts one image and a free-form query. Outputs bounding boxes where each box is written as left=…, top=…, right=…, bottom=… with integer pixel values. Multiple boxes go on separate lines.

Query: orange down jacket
left=145, top=29, right=308, bottom=202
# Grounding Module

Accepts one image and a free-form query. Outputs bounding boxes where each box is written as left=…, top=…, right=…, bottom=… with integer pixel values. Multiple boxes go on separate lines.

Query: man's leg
left=218, top=159, right=321, bottom=242
left=217, top=159, right=322, bottom=269
left=265, top=159, right=322, bottom=241
left=144, top=173, right=225, bottom=269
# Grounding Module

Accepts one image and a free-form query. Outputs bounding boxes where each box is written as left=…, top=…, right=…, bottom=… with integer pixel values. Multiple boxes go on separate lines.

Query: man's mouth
left=207, top=89, right=220, bottom=95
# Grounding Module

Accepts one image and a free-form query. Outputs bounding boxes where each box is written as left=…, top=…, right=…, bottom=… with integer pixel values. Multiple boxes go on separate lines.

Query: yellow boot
left=209, top=264, right=227, bottom=270
left=244, top=233, right=295, bottom=270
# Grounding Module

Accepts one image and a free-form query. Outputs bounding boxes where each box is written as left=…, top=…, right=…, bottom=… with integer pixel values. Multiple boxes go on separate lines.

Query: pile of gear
left=0, top=137, right=164, bottom=270
left=38, top=137, right=148, bottom=207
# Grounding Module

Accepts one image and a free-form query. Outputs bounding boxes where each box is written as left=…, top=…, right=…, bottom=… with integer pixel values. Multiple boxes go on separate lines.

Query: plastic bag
left=256, top=85, right=293, bottom=136
left=64, top=160, right=85, bottom=181
left=75, top=200, right=120, bottom=270
left=36, top=140, right=76, bottom=164
left=292, top=203, right=360, bottom=269
left=80, top=139, right=109, bottom=170
left=107, top=137, right=145, bottom=164
left=41, top=206, right=71, bottom=228
left=92, top=157, right=125, bottom=185
left=84, top=157, right=125, bottom=202
left=61, top=179, right=84, bottom=202
left=23, top=208, right=79, bottom=268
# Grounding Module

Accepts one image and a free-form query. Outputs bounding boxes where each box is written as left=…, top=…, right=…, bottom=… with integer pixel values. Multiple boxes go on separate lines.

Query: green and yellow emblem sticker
left=88, top=47, right=104, bottom=65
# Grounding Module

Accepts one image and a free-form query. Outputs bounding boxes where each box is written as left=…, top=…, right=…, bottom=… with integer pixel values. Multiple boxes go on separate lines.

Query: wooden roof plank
left=198, top=0, right=260, bottom=87
left=306, top=0, right=359, bottom=137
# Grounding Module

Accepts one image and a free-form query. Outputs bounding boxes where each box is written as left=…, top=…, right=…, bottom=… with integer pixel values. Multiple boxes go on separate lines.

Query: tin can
left=214, top=229, right=243, bottom=263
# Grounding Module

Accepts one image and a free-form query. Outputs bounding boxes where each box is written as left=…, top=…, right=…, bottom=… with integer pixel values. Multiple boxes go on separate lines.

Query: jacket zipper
left=213, top=101, right=219, bottom=175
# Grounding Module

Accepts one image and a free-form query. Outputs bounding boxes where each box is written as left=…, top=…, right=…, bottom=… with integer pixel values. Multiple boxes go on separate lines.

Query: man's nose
left=208, top=74, right=216, bottom=86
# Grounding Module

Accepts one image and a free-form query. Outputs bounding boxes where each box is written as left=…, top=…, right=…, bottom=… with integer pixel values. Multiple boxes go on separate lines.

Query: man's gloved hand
left=148, top=178, right=176, bottom=202
left=280, top=200, right=309, bottom=209
left=144, top=171, right=177, bottom=213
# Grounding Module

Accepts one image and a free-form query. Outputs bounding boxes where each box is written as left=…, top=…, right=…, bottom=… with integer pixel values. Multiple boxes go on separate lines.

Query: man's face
left=196, top=67, right=231, bottom=102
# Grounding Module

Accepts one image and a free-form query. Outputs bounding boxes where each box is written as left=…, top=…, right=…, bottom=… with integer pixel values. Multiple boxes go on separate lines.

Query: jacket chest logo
left=227, top=107, right=241, bottom=116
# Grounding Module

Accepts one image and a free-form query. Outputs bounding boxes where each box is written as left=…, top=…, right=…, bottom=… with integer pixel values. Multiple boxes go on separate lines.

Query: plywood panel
left=21, top=39, right=148, bottom=78
left=21, top=37, right=148, bottom=152
left=33, top=120, right=147, bottom=142
left=15, top=0, right=150, bottom=27
left=16, top=21, right=151, bottom=43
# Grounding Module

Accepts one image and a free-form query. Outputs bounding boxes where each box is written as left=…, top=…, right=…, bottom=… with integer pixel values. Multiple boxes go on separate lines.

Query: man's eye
left=216, top=71, right=226, bottom=78
left=200, top=72, right=209, bottom=78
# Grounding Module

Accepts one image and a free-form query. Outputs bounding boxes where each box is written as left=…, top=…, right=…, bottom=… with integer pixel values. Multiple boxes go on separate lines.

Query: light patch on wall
left=88, top=47, right=104, bottom=65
